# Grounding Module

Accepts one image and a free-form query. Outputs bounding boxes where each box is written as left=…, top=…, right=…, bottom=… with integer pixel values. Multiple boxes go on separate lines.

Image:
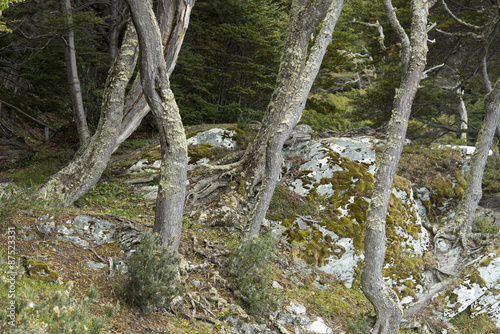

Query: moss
left=25, top=259, right=59, bottom=283
left=140, top=149, right=161, bottom=163
left=479, top=257, right=493, bottom=267
left=188, top=143, right=213, bottom=164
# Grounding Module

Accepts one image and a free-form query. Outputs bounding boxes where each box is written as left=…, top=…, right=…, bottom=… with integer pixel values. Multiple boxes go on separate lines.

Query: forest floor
left=0, top=123, right=493, bottom=334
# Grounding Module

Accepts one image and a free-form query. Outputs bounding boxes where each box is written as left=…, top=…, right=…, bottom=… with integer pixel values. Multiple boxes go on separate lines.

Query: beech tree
left=62, top=0, right=91, bottom=145
left=125, top=0, right=188, bottom=253
left=434, top=82, right=500, bottom=247
left=35, top=0, right=194, bottom=207
left=360, top=0, right=436, bottom=333
left=188, top=0, right=345, bottom=240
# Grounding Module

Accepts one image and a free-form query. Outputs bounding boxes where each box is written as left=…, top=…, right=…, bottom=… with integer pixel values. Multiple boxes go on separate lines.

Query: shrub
left=229, top=230, right=279, bottom=316
left=116, top=232, right=184, bottom=312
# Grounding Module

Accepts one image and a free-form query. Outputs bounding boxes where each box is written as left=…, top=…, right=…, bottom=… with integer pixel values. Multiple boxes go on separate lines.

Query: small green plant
left=347, top=311, right=372, bottom=333
left=473, top=215, right=500, bottom=235
left=116, top=232, right=184, bottom=312
left=451, top=307, right=498, bottom=334
left=104, top=301, right=120, bottom=317
left=87, top=282, right=100, bottom=300
left=229, top=230, right=279, bottom=316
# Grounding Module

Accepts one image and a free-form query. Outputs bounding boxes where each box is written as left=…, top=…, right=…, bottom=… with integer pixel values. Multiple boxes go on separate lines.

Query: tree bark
left=35, top=0, right=194, bottom=207
left=244, top=0, right=345, bottom=238
left=62, top=0, right=91, bottom=146
left=360, top=1, right=434, bottom=333
left=35, top=21, right=139, bottom=206
left=125, top=0, right=188, bottom=253
left=458, top=88, right=468, bottom=141
left=435, top=80, right=500, bottom=246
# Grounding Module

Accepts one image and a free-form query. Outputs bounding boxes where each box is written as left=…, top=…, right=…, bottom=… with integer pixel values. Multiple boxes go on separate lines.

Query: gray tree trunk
left=35, top=0, right=194, bottom=207
left=35, top=22, right=139, bottom=206
left=125, top=0, right=188, bottom=253
left=63, top=0, right=91, bottom=146
left=436, top=80, right=500, bottom=246
left=360, top=1, right=435, bottom=333
left=458, top=88, right=468, bottom=141
left=242, top=0, right=345, bottom=239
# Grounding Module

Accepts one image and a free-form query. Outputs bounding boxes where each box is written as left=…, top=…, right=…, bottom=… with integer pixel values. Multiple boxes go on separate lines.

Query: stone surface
left=187, top=128, right=237, bottom=148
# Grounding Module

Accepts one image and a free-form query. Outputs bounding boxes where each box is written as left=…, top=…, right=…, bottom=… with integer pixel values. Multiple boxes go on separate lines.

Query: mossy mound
left=24, top=259, right=59, bottom=283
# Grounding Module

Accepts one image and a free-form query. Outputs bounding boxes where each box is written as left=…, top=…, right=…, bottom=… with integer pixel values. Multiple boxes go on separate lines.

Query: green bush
left=347, top=311, right=372, bottom=333
left=116, top=232, right=184, bottom=312
left=229, top=231, right=279, bottom=316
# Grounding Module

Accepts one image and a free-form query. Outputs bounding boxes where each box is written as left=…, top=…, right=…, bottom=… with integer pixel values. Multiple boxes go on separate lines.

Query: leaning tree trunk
left=35, top=22, right=138, bottom=206
left=125, top=0, right=188, bottom=253
left=35, top=0, right=194, bottom=207
left=244, top=0, right=345, bottom=238
left=63, top=0, right=90, bottom=146
left=360, top=1, right=434, bottom=333
left=435, top=80, right=500, bottom=246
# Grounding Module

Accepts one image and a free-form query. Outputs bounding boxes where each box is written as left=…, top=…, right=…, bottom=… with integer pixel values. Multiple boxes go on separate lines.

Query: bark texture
left=35, top=0, right=194, bottom=207
left=435, top=80, right=500, bottom=247
left=243, top=0, right=345, bottom=238
left=360, top=1, right=434, bottom=333
left=63, top=0, right=90, bottom=145
left=35, top=22, right=139, bottom=206
left=126, top=0, right=188, bottom=253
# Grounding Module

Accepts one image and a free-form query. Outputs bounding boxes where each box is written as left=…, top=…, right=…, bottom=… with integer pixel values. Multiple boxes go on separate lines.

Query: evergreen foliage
left=0, top=0, right=111, bottom=131
left=171, top=0, right=288, bottom=124
left=229, top=230, right=279, bottom=316
left=116, top=232, right=184, bottom=312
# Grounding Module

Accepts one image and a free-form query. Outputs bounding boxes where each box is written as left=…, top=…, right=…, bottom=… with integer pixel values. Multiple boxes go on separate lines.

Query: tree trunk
left=34, top=22, right=139, bottom=206
left=244, top=0, right=345, bottom=238
left=458, top=88, right=468, bottom=141
left=35, top=0, right=194, bottom=207
left=63, top=0, right=91, bottom=146
left=125, top=0, right=188, bottom=253
left=436, top=80, right=500, bottom=246
left=361, top=1, right=434, bottom=333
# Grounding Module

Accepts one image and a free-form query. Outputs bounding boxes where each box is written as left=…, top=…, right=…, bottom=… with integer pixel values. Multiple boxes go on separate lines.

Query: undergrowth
left=115, top=232, right=184, bottom=313
left=229, top=230, right=279, bottom=316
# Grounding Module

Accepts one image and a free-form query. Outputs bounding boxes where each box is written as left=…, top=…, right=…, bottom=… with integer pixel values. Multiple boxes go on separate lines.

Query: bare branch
left=382, top=0, right=410, bottom=74
left=436, top=28, right=483, bottom=40
left=440, top=0, right=482, bottom=30
left=352, top=18, right=387, bottom=50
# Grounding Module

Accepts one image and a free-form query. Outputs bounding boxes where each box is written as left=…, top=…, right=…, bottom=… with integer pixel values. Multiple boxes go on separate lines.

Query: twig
left=88, top=248, right=106, bottom=263
left=103, top=213, right=153, bottom=228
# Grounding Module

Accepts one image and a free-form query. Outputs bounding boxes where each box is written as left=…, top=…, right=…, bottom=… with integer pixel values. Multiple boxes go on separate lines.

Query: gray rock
left=86, top=260, right=106, bottom=270
left=72, top=215, right=115, bottom=245
left=187, top=128, right=237, bottom=148
left=57, top=235, right=89, bottom=247
left=38, top=221, right=55, bottom=234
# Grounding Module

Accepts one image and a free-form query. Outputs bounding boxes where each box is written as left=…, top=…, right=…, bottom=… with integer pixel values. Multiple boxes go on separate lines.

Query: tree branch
left=440, top=0, right=482, bottom=30
left=352, top=18, right=387, bottom=50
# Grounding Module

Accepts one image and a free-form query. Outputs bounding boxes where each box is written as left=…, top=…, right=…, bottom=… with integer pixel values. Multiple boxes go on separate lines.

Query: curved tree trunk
left=360, top=1, right=434, bottom=333
left=35, top=0, right=194, bottom=207
left=125, top=0, right=188, bottom=253
left=436, top=80, right=500, bottom=246
left=244, top=0, right=345, bottom=238
left=63, top=0, right=90, bottom=146
left=35, top=22, right=139, bottom=206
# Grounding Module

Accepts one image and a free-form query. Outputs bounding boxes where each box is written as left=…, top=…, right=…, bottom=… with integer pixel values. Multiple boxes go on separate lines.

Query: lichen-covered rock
left=187, top=128, right=237, bottom=148
left=436, top=253, right=500, bottom=325
left=281, top=137, right=430, bottom=301
left=71, top=215, right=115, bottom=245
